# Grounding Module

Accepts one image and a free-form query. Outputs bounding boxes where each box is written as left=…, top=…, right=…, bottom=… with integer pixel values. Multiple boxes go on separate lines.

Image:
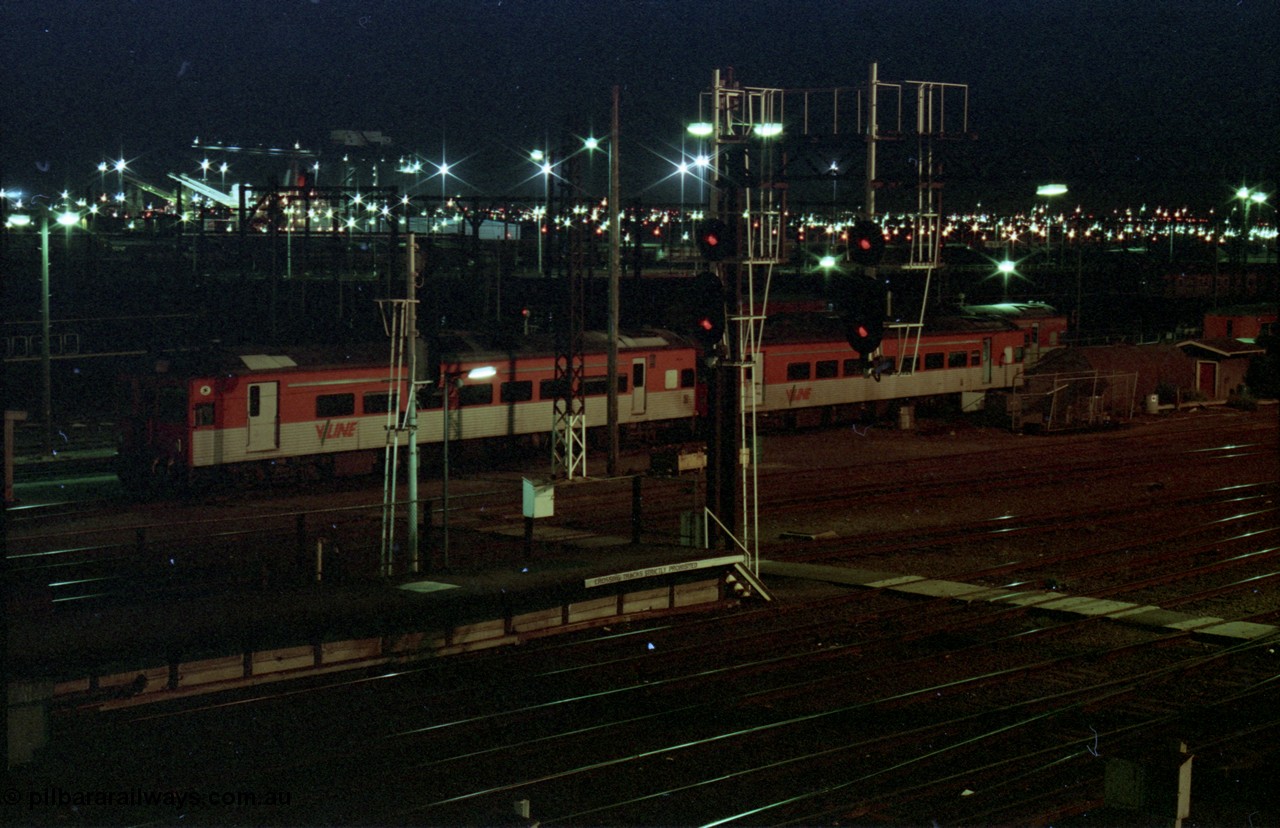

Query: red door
left=1197, top=362, right=1217, bottom=398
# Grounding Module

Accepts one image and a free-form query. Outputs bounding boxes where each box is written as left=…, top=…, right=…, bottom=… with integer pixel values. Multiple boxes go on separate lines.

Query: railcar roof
left=960, top=302, right=1061, bottom=319
left=762, top=312, right=1017, bottom=344
left=136, top=328, right=691, bottom=376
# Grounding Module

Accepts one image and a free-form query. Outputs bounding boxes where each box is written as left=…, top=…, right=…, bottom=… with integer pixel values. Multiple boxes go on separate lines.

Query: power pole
left=607, top=85, right=622, bottom=476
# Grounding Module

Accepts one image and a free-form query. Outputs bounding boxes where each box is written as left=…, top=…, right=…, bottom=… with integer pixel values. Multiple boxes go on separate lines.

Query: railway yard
left=3, top=405, right=1278, bottom=826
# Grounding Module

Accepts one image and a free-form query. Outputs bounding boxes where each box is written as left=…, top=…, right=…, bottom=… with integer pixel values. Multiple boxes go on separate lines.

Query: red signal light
left=849, top=220, right=886, bottom=266
left=696, top=219, right=731, bottom=261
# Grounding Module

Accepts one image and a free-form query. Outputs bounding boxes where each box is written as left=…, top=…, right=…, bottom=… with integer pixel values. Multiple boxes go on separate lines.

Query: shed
left=1029, top=344, right=1194, bottom=403
left=1175, top=339, right=1265, bottom=399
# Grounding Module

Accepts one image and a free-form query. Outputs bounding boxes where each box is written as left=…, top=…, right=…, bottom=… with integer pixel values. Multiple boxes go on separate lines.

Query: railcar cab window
left=500, top=380, right=533, bottom=403
left=194, top=402, right=215, bottom=426
left=948, top=351, right=968, bottom=368
left=816, top=359, right=839, bottom=379
left=924, top=352, right=945, bottom=370
left=680, top=368, right=695, bottom=388
left=970, top=350, right=982, bottom=366
left=786, top=362, right=811, bottom=381
left=1014, top=346, right=1026, bottom=362
left=317, top=393, right=355, bottom=418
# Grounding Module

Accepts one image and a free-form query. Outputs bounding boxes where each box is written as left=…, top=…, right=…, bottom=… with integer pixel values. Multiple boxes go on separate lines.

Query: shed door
left=246, top=382, right=279, bottom=451
left=1196, top=361, right=1217, bottom=399
left=631, top=358, right=647, bottom=416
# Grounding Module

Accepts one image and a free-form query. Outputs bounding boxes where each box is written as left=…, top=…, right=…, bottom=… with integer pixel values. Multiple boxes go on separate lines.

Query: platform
left=759, top=560, right=1279, bottom=643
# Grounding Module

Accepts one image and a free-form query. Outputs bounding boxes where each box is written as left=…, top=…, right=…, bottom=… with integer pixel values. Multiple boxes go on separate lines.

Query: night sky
left=2, top=0, right=1276, bottom=210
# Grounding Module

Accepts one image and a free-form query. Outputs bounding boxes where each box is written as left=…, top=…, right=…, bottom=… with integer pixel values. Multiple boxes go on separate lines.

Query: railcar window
left=680, top=368, right=695, bottom=388
left=815, top=359, right=838, bottom=379
left=458, top=384, right=493, bottom=406
left=970, top=350, right=981, bottom=366
left=501, top=380, right=533, bottom=403
left=247, top=386, right=260, bottom=418
left=618, top=374, right=628, bottom=393
left=842, top=358, right=862, bottom=377
left=363, top=392, right=398, bottom=414
left=317, top=393, right=355, bottom=417
left=583, top=376, right=609, bottom=396
left=539, top=378, right=570, bottom=400
left=948, top=351, right=968, bottom=368
left=194, top=403, right=215, bottom=426
left=924, top=353, right=945, bottom=370
left=417, top=386, right=443, bottom=410
left=900, top=356, right=916, bottom=374
left=786, top=362, right=811, bottom=381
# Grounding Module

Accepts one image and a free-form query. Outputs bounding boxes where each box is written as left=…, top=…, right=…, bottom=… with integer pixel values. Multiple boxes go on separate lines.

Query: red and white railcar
left=753, top=312, right=1041, bottom=417
left=117, top=332, right=698, bottom=489
left=117, top=307, right=1066, bottom=490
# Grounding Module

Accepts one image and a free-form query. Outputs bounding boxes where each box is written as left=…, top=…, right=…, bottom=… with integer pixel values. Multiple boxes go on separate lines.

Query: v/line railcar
left=116, top=332, right=700, bottom=491
left=754, top=310, right=1061, bottom=424
left=116, top=309, right=1063, bottom=490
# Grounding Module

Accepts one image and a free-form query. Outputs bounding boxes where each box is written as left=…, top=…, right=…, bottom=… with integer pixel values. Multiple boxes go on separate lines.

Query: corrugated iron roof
left=1176, top=339, right=1267, bottom=357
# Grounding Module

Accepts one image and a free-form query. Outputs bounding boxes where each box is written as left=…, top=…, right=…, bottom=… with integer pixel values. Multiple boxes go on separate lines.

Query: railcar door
left=246, top=382, right=279, bottom=451
left=747, top=352, right=764, bottom=405
left=631, top=358, right=647, bottom=416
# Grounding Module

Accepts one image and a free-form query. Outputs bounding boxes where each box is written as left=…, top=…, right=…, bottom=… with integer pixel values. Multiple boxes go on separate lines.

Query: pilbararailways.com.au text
left=8, top=785, right=292, bottom=811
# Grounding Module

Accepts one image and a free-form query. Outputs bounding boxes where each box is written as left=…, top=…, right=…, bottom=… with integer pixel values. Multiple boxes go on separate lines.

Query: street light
left=995, top=258, right=1018, bottom=301
left=1236, top=185, right=1270, bottom=264
left=441, top=364, right=496, bottom=569
left=1036, top=184, right=1068, bottom=264
left=531, top=150, right=553, bottom=275
left=10, top=201, right=81, bottom=455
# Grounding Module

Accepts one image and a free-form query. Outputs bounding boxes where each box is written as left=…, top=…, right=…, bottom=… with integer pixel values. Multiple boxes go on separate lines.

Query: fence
left=1003, top=370, right=1139, bottom=432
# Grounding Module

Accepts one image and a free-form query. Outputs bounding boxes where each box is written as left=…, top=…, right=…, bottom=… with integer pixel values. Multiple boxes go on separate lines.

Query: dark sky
left=2, top=0, right=1276, bottom=211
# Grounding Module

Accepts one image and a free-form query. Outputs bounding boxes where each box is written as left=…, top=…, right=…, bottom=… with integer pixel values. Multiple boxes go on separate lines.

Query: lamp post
left=1236, top=185, right=1269, bottom=265
left=441, top=364, right=495, bottom=569
left=1036, top=184, right=1067, bottom=265
left=996, top=258, right=1018, bottom=302
left=530, top=149, right=554, bottom=275
left=8, top=204, right=79, bottom=455
left=687, top=122, right=712, bottom=207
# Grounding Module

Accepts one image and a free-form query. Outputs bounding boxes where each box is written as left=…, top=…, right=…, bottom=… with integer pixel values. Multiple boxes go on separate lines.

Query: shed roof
left=1176, top=339, right=1266, bottom=358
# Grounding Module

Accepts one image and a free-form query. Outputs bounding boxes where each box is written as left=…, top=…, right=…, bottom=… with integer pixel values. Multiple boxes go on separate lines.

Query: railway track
left=24, top=536, right=1277, bottom=825
left=7, top=409, right=1276, bottom=825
